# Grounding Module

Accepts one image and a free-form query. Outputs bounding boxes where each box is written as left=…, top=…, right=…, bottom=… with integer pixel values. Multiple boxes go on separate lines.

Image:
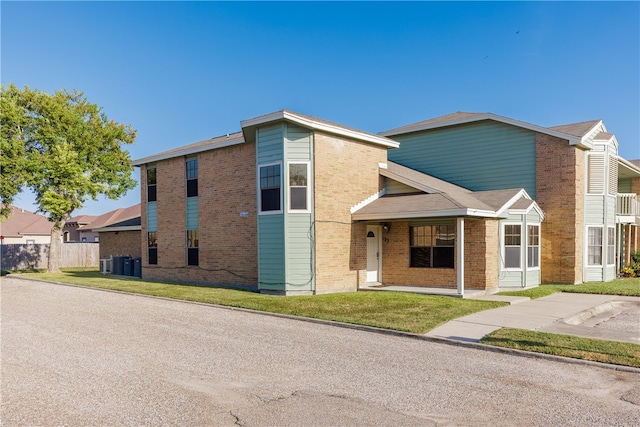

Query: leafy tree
left=0, top=84, right=136, bottom=272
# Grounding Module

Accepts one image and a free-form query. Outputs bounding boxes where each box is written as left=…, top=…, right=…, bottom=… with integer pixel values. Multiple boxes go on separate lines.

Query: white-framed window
left=409, top=224, right=455, bottom=268
left=527, top=224, right=540, bottom=269
left=607, top=227, right=615, bottom=266
left=288, top=162, right=310, bottom=212
left=588, top=227, right=603, bottom=266
left=258, top=162, right=282, bottom=214
left=503, top=224, right=522, bottom=269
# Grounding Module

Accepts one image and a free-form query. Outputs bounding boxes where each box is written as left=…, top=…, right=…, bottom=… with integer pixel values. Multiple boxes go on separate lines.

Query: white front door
left=366, top=226, right=380, bottom=283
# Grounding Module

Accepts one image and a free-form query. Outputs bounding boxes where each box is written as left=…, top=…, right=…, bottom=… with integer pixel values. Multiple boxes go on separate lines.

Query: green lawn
left=498, top=278, right=640, bottom=299
left=480, top=328, right=640, bottom=368
left=18, top=269, right=504, bottom=334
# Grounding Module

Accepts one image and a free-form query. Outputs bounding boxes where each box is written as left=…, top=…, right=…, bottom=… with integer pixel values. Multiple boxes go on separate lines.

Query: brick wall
left=536, top=133, right=585, bottom=284
left=140, top=142, right=258, bottom=287
left=381, top=221, right=456, bottom=287
left=99, top=230, right=141, bottom=260
left=464, top=219, right=500, bottom=290
left=313, top=131, right=387, bottom=293
left=380, top=219, right=499, bottom=290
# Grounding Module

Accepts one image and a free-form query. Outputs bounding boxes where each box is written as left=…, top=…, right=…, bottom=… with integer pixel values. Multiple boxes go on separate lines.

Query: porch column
left=457, top=217, right=464, bottom=296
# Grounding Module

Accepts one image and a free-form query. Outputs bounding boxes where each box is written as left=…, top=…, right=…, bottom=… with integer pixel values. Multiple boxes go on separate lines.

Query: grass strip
left=18, top=270, right=505, bottom=334
left=480, top=328, right=640, bottom=368
left=498, top=278, right=640, bottom=299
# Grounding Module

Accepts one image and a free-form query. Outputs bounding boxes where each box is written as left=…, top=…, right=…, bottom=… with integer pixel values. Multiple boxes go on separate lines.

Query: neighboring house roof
left=630, top=159, right=640, bottom=168
left=352, top=162, right=542, bottom=221
left=65, top=215, right=98, bottom=227
left=80, top=204, right=141, bottom=232
left=379, top=111, right=591, bottom=149
left=0, top=205, right=53, bottom=238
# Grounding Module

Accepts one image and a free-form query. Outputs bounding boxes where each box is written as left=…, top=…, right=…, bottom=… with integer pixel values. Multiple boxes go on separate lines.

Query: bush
left=632, top=250, right=640, bottom=264
left=621, top=265, right=636, bottom=277
left=621, top=262, right=640, bottom=277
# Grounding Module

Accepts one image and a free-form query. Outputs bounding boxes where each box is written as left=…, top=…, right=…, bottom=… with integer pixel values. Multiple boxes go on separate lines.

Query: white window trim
left=606, top=226, right=615, bottom=266
left=526, top=223, right=541, bottom=271
left=587, top=226, right=604, bottom=266
left=287, top=161, right=311, bottom=213
left=257, top=161, right=283, bottom=215
left=502, top=222, right=523, bottom=271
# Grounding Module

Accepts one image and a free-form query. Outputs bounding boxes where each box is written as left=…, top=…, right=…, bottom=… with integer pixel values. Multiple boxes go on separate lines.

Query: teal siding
left=186, top=197, right=198, bottom=229
left=147, top=202, right=157, bottom=232
left=500, top=271, right=524, bottom=288
left=283, top=124, right=314, bottom=292
left=526, top=269, right=541, bottom=286
left=257, top=124, right=284, bottom=164
left=285, top=214, right=313, bottom=290
left=257, top=124, right=286, bottom=292
left=256, top=123, right=315, bottom=293
left=258, top=214, right=285, bottom=289
left=388, top=121, right=537, bottom=198
left=285, top=124, right=312, bottom=160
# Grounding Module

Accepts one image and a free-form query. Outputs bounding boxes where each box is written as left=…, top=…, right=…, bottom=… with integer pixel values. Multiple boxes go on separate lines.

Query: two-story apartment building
left=132, top=110, right=640, bottom=295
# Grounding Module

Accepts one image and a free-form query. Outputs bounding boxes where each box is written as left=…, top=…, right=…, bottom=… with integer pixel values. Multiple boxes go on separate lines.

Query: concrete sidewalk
left=426, top=292, right=640, bottom=344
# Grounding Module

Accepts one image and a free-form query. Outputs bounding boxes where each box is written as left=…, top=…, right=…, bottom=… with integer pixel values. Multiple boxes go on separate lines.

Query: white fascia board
left=618, top=157, right=640, bottom=178
left=93, top=225, right=142, bottom=233
left=242, top=111, right=399, bottom=148
left=493, top=189, right=528, bottom=217
left=380, top=168, right=442, bottom=194
left=352, top=208, right=498, bottom=221
left=350, top=189, right=386, bottom=214
left=132, top=135, right=245, bottom=166
left=381, top=113, right=583, bottom=147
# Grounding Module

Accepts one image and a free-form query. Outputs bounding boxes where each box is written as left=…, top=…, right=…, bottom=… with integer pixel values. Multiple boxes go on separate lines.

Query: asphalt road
left=1, top=276, right=639, bottom=426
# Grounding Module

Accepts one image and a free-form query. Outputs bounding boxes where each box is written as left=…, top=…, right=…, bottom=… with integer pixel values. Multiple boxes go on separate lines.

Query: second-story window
left=289, top=163, right=308, bottom=211
left=259, top=164, right=281, bottom=213
left=147, top=166, right=157, bottom=202
left=186, top=158, right=198, bottom=197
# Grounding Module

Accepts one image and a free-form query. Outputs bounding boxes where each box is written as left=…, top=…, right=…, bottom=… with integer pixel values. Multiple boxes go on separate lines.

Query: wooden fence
left=1, top=243, right=100, bottom=271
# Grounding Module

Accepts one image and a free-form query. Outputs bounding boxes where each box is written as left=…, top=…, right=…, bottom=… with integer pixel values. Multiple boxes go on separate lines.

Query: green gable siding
left=385, top=177, right=422, bottom=195
left=388, top=121, right=537, bottom=198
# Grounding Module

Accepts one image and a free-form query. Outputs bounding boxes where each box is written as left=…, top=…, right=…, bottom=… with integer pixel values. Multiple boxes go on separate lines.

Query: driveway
left=2, top=277, right=639, bottom=426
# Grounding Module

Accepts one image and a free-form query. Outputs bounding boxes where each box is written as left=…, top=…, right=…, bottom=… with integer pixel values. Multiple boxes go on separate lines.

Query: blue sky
left=2, top=1, right=639, bottom=216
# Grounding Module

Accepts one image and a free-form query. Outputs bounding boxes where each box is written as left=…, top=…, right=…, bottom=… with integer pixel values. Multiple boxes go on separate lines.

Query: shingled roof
left=352, top=162, right=542, bottom=221
left=0, top=206, right=53, bottom=237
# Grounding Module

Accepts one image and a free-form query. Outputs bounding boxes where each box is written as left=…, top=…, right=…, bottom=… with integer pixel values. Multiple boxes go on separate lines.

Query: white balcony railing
left=617, top=193, right=639, bottom=216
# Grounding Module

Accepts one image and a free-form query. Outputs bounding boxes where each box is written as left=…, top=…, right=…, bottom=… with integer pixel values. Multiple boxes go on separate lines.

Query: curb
left=7, top=274, right=640, bottom=375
